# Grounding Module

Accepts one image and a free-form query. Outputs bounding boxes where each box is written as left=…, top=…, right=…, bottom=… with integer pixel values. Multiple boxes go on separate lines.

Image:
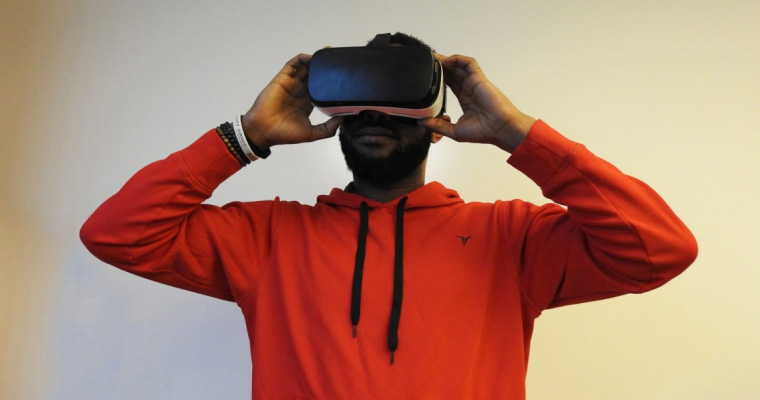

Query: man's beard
left=339, top=127, right=433, bottom=184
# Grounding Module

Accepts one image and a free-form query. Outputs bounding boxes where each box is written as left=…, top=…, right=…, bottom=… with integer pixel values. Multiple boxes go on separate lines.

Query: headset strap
left=368, top=33, right=392, bottom=47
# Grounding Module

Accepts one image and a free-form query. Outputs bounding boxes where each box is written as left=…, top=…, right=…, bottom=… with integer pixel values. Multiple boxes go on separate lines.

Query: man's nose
left=360, top=110, right=390, bottom=123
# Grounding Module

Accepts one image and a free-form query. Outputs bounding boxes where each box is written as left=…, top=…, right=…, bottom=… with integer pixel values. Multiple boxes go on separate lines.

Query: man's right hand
left=241, top=54, right=344, bottom=150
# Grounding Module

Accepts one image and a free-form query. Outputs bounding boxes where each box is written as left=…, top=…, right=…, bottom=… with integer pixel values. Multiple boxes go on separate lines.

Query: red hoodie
left=80, top=120, right=697, bottom=399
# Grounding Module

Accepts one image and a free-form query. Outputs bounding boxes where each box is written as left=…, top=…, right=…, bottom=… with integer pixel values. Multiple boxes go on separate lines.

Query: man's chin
left=339, top=128, right=432, bottom=184
left=350, top=145, right=395, bottom=160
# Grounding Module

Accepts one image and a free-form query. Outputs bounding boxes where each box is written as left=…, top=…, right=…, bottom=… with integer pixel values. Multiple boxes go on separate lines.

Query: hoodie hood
left=317, top=181, right=464, bottom=210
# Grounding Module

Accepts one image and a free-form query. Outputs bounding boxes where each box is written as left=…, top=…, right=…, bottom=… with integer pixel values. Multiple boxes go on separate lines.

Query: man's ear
left=431, top=115, right=451, bottom=143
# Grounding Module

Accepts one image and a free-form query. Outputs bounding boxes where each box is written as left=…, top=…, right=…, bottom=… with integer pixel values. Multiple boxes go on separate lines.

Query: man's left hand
left=418, top=54, right=536, bottom=153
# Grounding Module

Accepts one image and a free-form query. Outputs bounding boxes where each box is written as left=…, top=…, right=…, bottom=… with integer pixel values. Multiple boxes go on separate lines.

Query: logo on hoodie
left=456, top=235, right=472, bottom=246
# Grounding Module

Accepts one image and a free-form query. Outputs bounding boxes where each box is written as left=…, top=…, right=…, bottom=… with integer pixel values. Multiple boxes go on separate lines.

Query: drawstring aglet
left=390, top=352, right=395, bottom=365
left=352, top=325, right=357, bottom=338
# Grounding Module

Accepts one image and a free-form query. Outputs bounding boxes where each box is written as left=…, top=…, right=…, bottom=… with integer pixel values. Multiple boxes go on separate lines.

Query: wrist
left=492, top=113, right=536, bottom=153
left=217, top=123, right=251, bottom=166
left=241, top=113, right=272, bottom=150
left=216, top=115, right=273, bottom=166
left=237, top=115, right=271, bottom=159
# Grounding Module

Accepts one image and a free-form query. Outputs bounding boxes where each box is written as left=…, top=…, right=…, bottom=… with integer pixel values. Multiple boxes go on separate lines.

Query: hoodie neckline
left=317, top=181, right=463, bottom=210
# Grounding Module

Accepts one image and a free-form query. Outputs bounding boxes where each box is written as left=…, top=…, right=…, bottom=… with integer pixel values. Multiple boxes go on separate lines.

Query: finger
left=446, top=56, right=492, bottom=98
left=417, top=117, right=455, bottom=138
left=280, top=53, right=312, bottom=79
left=310, top=116, right=344, bottom=141
left=324, top=116, right=344, bottom=136
left=439, top=55, right=471, bottom=93
left=441, top=54, right=481, bottom=74
left=442, top=55, right=485, bottom=86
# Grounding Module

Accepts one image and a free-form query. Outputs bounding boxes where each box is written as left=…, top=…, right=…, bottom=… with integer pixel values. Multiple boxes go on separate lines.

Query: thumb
left=418, top=117, right=455, bottom=137
left=310, top=116, right=344, bottom=141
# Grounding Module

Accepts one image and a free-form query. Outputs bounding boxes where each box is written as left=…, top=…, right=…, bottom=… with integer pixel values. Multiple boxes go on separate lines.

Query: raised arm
left=420, top=54, right=698, bottom=311
left=80, top=54, right=343, bottom=300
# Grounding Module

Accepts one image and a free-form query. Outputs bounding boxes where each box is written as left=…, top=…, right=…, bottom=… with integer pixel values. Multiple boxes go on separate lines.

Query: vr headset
left=308, top=36, right=446, bottom=119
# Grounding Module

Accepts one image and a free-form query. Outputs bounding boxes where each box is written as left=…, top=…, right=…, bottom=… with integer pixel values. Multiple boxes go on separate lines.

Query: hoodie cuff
left=507, top=120, right=579, bottom=187
left=178, top=129, right=244, bottom=192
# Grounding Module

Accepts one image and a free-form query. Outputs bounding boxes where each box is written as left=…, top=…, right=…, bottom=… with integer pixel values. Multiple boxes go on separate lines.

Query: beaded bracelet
left=218, top=130, right=245, bottom=164
left=218, top=123, right=250, bottom=166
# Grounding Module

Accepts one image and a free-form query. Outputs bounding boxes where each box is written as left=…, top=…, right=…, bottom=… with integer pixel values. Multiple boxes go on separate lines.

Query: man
left=80, top=33, right=697, bottom=399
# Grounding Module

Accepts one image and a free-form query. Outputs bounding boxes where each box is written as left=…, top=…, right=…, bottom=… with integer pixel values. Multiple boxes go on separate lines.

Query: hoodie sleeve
left=79, top=130, right=274, bottom=301
left=506, top=120, right=698, bottom=313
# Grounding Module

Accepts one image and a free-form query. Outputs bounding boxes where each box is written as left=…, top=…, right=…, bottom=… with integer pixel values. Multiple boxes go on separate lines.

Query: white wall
left=2, top=0, right=759, bottom=398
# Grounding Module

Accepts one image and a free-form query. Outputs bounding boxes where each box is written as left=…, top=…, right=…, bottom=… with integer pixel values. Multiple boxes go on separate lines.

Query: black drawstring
left=388, top=196, right=407, bottom=364
left=351, top=202, right=369, bottom=337
left=349, top=197, right=409, bottom=365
